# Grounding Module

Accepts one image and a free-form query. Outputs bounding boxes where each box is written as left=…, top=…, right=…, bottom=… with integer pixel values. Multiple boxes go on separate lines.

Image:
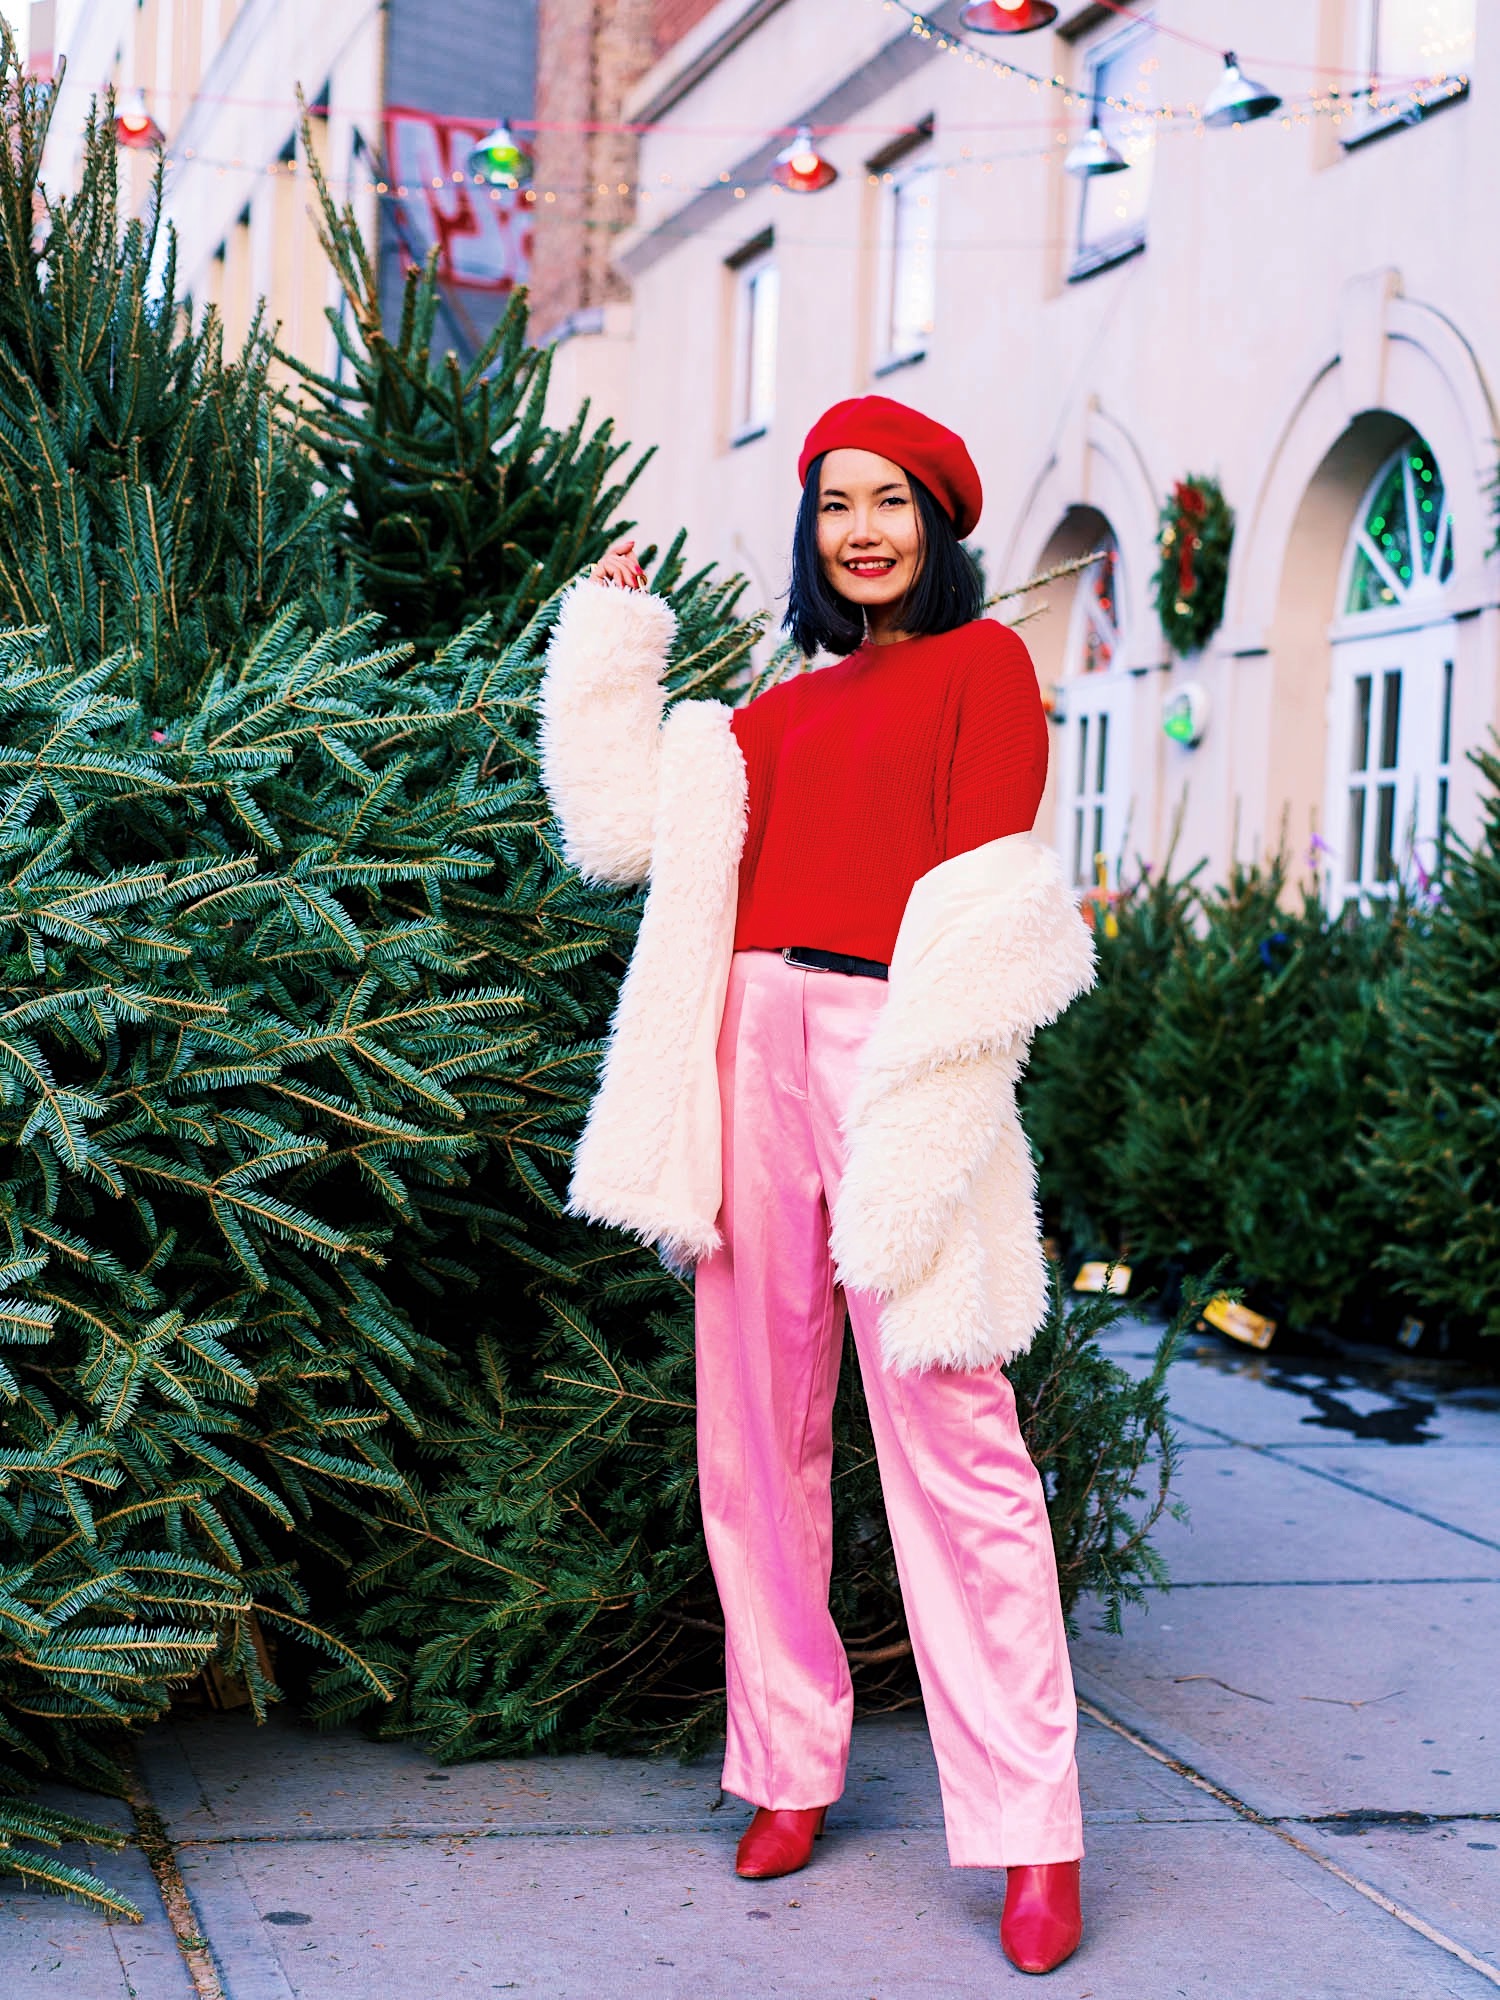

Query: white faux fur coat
left=538, top=578, right=1096, bottom=1374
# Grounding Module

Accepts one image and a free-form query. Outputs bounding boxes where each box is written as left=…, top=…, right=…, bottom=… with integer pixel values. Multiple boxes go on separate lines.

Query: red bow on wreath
left=1173, top=481, right=1208, bottom=600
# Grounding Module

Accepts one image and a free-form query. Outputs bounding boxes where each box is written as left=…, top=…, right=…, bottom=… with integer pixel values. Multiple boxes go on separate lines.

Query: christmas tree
left=0, top=48, right=758, bottom=1901
left=1021, top=859, right=1201, bottom=1263
left=1365, top=749, right=1500, bottom=1340
left=1097, top=859, right=1403, bottom=1327
left=0, top=53, right=375, bottom=1905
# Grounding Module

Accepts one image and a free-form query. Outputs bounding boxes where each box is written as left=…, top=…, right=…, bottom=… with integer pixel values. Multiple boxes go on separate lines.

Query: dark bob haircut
left=782, top=450, right=984, bottom=657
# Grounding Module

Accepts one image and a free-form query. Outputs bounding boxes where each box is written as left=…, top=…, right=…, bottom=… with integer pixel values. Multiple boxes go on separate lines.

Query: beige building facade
left=31, top=0, right=535, bottom=379
left=551, top=0, right=1496, bottom=899
left=33, top=0, right=382, bottom=376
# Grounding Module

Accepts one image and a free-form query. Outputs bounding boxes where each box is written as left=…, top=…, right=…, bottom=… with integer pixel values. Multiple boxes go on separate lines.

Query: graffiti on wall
left=383, top=107, right=532, bottom=292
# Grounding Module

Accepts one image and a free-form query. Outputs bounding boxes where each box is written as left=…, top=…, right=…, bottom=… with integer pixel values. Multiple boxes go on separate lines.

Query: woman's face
left=816, top=447, right=922, bottom=616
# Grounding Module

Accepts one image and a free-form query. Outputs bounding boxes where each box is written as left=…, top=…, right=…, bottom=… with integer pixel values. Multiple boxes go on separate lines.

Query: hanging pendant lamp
left=769, top=126, right=838, bottom=194
left=1203, top=51, right=1282, bottom=127
left=115, top=88, right=164, bottom=149
left=1064, top=122, right=1127, bottom=176
left=466, top=121, right=531, bottom=189
left=959, top=0, right=1059, bottom=31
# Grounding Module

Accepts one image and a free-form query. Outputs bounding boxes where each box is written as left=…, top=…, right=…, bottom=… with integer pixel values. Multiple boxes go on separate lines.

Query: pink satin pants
left=694, top=951, right=1083, bottom=1869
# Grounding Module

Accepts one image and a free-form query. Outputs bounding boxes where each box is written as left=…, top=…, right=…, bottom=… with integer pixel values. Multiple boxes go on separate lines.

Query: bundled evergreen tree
left=1021, top=861, right=1200, bottom=1262
left=0, top=51, right=383, bottom=1904
left=0, top=51, right=757, bottom=1900
left=1365, top=748, right=1500, bottom=1338
left=1098, top=860, right=1404, bottom=1326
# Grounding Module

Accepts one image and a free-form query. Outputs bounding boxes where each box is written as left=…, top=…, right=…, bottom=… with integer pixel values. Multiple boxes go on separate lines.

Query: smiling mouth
left=844, top=558, right=897, bottom=576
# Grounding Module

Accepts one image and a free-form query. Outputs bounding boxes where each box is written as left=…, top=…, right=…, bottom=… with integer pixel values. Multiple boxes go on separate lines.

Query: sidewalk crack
left=123, top=1757, right=227, bottom=2000
left=1077, top=1694, right=1500, bottom=1991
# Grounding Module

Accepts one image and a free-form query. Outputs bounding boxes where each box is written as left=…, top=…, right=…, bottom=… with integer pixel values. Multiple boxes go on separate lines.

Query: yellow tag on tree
left=1202, top=1296, right=1276, bottom=1350
left=1073, top=1262, right=1132, bottom=1295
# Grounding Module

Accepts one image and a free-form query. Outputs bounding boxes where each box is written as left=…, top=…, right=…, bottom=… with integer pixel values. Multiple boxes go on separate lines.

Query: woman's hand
left=590, top=537, right=647, bottom=591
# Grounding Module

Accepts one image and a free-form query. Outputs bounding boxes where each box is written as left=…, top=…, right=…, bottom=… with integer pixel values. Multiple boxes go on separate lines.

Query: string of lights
left=78, top=2, right=1468, bottom=147
left=102, top=0, right=1471, bottom=208
left=889, top=1, right=1470, bottom=125
left=155, top=53, right=1468, bottom=214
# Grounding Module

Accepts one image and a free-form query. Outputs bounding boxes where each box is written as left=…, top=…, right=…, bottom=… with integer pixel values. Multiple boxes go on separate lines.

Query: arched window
left=1326, top=437, right=1457, bottom=901
left=1344, top=440, right=1455, bottom=613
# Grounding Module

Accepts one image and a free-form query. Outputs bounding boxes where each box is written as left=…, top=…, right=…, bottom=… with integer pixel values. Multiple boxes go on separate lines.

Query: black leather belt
left=782, top=946, right=889, bottom=981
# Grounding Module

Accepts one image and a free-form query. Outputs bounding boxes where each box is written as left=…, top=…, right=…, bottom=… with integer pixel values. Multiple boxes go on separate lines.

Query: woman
left=539, top=396, right=1095, bottom=1977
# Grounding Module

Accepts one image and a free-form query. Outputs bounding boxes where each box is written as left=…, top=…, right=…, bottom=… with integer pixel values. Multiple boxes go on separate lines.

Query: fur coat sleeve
left=830, top=835, right=1096, bottom=1373
left=537, top=578, right=677, bottom=886
left=536, top=578, right=747, bottom=1266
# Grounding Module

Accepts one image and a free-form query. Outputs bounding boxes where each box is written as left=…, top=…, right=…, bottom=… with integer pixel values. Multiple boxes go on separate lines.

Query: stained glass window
left=1345, top=440, right=1454, bottom=614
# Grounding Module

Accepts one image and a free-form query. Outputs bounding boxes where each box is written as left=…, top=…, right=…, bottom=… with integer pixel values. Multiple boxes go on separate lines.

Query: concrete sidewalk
left=5, top=1318, right=1498, bottom=1998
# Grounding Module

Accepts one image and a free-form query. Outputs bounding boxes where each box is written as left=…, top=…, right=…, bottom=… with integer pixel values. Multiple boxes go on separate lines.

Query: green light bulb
left=467, top=123, right=531, bottom=189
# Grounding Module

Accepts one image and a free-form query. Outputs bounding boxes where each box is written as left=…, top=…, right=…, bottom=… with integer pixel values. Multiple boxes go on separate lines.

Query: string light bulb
left=466, top=120, right=531, bottom=189
left=115, top=89, right=164, bottom=149
left=770, top=125, right=838, bottom=193
left=959, top=1, right=1058, bottom=31
left=1064, top=121, right=1128, bottom=176
left=1203, top=52, right=1283, bottom=127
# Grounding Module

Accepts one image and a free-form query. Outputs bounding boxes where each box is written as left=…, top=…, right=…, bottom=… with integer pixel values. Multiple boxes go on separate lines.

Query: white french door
left=1060, top=674, right=1134, bottom=891
left=1325, top=620, right=1457, bottom=900
left=1055, top=539, right=1134, bottom=890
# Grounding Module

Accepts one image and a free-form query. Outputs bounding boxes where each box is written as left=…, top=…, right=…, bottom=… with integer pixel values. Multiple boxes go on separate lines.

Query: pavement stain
left=1171, top=1335, right=1500, bottom=1448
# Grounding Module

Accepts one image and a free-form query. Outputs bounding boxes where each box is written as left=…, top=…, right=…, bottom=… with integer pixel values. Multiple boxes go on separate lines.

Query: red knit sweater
left=729, top=619, right=1049, bottom=964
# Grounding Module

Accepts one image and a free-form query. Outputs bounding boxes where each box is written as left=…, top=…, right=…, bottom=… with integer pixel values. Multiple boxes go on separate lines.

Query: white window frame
left=1325, top=626, right=1456, bottom=902
left=1344, top=0, right=1474, bottom=146
left=1323, top=443, right=1459, bottom=904
left=727, top=236, right=778, bottom=445
left=1056, top=537, right=1135, bottom=890
left=1071, top=14, right=1157, bottom=282
left=873, top=143, right=937, bottom=374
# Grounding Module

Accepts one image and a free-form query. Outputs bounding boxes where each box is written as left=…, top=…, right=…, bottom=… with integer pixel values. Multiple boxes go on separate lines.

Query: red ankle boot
left=734, top=1806, right=828, bottom=1879
left=1000, top=1860, right=1083, bottom=1975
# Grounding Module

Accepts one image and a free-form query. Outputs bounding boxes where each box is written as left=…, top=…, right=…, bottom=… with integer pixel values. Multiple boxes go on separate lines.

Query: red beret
left=797, top=395, right=982, bottom=539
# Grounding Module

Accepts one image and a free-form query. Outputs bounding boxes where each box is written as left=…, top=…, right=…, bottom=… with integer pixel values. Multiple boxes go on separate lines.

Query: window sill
left=872, top=347, right=927, bottom=378
left=1340, top=79, right=1468, bottom=151
left=1067, top=236, right=1146, bottom=285
left=729, top=422, right=769, bottom=448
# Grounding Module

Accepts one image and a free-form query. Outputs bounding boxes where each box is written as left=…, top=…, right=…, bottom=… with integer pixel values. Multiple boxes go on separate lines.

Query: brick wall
left=531, top=0, right=656, bottom=338
left=652, top=0, right=721, bottom=54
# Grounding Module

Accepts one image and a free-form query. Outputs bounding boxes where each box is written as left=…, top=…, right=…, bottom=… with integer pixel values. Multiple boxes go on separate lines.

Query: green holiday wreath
left=1153, top=474, right=1234, bottom=655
